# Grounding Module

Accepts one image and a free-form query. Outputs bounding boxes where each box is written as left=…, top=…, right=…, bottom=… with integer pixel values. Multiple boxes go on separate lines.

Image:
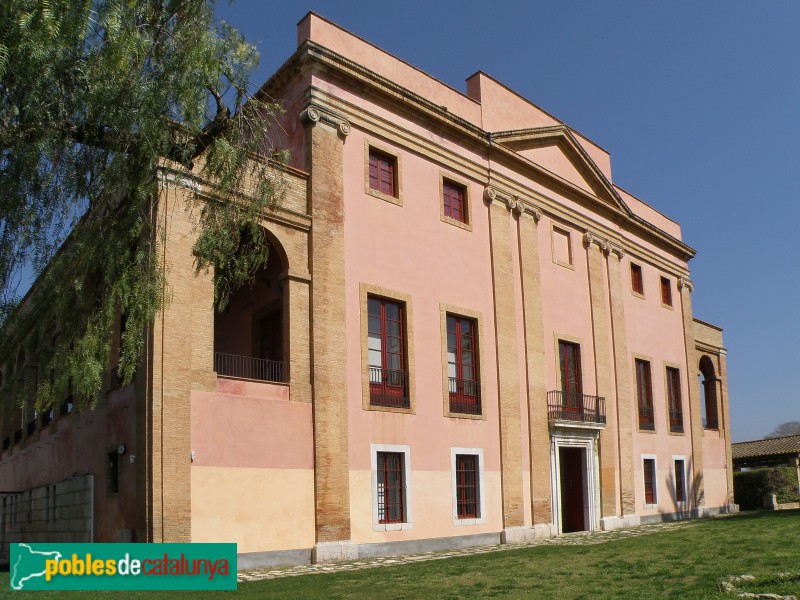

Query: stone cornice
left=266, top=40, right=696, bottom=262
left=299, top=102, right=351, bottom=138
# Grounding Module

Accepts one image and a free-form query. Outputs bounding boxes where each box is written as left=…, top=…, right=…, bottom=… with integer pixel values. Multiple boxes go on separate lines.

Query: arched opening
left=213, top=233, right=289, bottom=383
left=699, top=356, right=719, bottom=430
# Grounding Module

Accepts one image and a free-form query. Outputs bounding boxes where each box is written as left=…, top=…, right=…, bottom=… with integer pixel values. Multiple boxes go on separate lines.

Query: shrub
left=734, top=467, right=800, bottom=510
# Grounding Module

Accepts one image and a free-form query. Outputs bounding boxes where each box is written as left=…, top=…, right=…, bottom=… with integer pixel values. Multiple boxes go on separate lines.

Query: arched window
left=699, top=356, right=718, bottom=430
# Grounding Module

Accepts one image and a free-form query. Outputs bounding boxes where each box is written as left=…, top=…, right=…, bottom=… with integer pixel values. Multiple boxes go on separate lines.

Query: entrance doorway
left=559, top=446, right=588, bottom=533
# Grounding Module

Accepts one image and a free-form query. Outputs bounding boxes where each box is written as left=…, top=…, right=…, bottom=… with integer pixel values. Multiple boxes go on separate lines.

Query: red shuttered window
left=660, top=276, right=673, bottom=306
left=636, top=359, right=654, bottom=430
left=443, top=180, right=467, bottom=223
left=447, top=315, right=480, bottom=414
left=455, top=454, right=479, bottom=519
left=368, top=149, right=396, bottom=197
left=643, top=458, right=657, bottom=505
left=368, top=297, right=409, bottom=408
left=666, top=367, right=683, bottom=433
left=674, top=459, right=686, bottom=503
left=377, top=452, right=405, bottom=523
left=631, top=263, right=644, bottom=295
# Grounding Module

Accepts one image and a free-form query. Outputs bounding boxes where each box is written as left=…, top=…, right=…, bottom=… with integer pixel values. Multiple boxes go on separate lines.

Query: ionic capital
left=583, top=231, right=609, bottom=254
left=484, top=186, right=523, bottom=216
left=677, top=277, right=694, bottom=293
left=300, top=103, right=351, bottom=137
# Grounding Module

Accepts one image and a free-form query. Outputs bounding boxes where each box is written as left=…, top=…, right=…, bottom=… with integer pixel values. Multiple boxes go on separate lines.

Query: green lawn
left=2, top=510, right=798, bottom=599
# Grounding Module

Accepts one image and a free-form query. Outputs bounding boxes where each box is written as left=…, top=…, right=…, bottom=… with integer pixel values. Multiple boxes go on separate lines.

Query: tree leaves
left=0, top=0, right=284, bottom=410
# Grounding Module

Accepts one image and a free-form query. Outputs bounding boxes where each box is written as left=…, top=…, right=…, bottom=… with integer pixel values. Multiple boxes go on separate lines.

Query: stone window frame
left=672, top=454, right=688, bottom=507
left=632, top=352, right=657, bottom=434
left=440, top=304, right=487, bottom=420
left=450, top=447, right=486, bottom=526
left=360, top=283, right=416, bottom=414
left=550, top=224, right=575, bottom=270
left=364, top=140, right=403, bottom=207
left=641, top=454, right=659, bottom=510
left=662, top=361, right=686, bottom=437
left=439, top=171, right=473, bottom=232
left=370, top=443, right=413, bottom=532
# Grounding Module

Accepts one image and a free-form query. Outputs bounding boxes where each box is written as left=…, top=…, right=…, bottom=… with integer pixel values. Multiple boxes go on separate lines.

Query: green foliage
left=734, top=467, right=800, bottom=510
left=0, top=0, right=285, bottom=409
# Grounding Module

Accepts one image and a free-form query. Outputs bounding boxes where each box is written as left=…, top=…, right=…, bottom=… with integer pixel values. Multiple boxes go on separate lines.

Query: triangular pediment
left=492, top=126, right=630, bottom=216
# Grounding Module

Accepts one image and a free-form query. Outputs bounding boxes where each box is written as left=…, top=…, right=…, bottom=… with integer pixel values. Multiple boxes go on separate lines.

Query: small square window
left=443, top=179, right=467, bottom=224
left=369, top=148, right=397, bottom=197
left=660, top=277, right=672, bottom=307
left=631, top=264, right=644, bottom=295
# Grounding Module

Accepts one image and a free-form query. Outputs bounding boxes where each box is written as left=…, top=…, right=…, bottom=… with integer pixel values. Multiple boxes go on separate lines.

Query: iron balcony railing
left=669, top=409, right=684, bottom=433
left=369, top=367, right=410, bottom=409
left=214, top=352, right=288, bottom=384
left=638, top=404, right=655, bottom=431
left=449, top=378, right=481, bottom=414
left=547, top=391, right=606, bottom=425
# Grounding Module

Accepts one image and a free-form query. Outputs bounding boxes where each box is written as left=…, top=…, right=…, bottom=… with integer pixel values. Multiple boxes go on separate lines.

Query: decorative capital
left=583, top=231, right=609, bottom=254
left=677, top=277, right=694, bottom=292
left=608, top=242, right=626, bottom=259
left=525, top=204, right=543, bottom=222
left=484, top=186, right=522, bottom=215
left=300, top=104, right=351, bottom=137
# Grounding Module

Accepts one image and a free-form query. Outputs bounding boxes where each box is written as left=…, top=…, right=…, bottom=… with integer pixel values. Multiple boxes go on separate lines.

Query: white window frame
left=642, top=454, right=659, bottom=509
left=672, top=454, right=688, bottom=508
left=450, top=447, right=486, bottom=526
left=371, top=444, right=413, bottom=531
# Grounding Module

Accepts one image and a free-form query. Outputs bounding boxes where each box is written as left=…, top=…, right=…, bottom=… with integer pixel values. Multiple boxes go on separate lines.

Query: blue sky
left=218, top=2, right=797, bottom=442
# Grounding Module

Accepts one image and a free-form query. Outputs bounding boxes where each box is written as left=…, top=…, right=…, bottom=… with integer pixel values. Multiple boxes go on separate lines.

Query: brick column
left=512, top=197, right=554, bottom=538
left=606, top=245, right=636, bottom=523
left=717, top=349, right=734, bottom=507
left=141, top=181, right=215, bottom=543
left=486, top=192, right=526, bottom=542
left=286, top=272, right=312, bottom=403
left=678, top=277, right=705, bottom=513
left=583, top=233, right=618, bottom=522
left=301, top=104, right=357, bottom=563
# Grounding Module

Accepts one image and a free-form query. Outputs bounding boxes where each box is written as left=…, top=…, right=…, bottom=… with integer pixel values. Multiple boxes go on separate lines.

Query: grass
left=1, top=510, right=798, bottom=599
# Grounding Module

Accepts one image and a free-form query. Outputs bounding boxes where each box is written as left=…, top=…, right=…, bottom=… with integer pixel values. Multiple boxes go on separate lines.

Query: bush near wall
left=733, top=467, right=800, bottom=510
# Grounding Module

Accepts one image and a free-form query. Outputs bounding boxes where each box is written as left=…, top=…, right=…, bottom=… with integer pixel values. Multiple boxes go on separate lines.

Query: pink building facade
left=0, top=13, right=734, bottom=567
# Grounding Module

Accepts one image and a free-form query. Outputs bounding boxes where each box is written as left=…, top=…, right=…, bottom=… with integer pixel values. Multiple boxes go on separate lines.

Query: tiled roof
left=732, top=434, right=800, bottom=460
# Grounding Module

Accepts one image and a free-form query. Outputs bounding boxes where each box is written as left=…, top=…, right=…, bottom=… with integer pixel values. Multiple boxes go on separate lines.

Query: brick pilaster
left=515, top=203, right=552, bottom=526
left=606, top=246, right=635, bottom=515
left=487, top=197, right=525, bottom=530
left=678, top=278, right=705, bottom=509
left=584, top=233, right=618, bottom=518
left=302, top=104, right=353, bottom=547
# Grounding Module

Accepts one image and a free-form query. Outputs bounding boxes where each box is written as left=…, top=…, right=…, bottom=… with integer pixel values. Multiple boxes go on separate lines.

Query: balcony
left=638, top=405, right=655, bottom=431
left=449, top=378, right=481, bottom=415
left=214, top=352, right=288, bottom=384
left=547, top=391, right=606, bottom=428
left=669, top=409, right=684, bottom=433
left=369, top=367, right=410, bottom=409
